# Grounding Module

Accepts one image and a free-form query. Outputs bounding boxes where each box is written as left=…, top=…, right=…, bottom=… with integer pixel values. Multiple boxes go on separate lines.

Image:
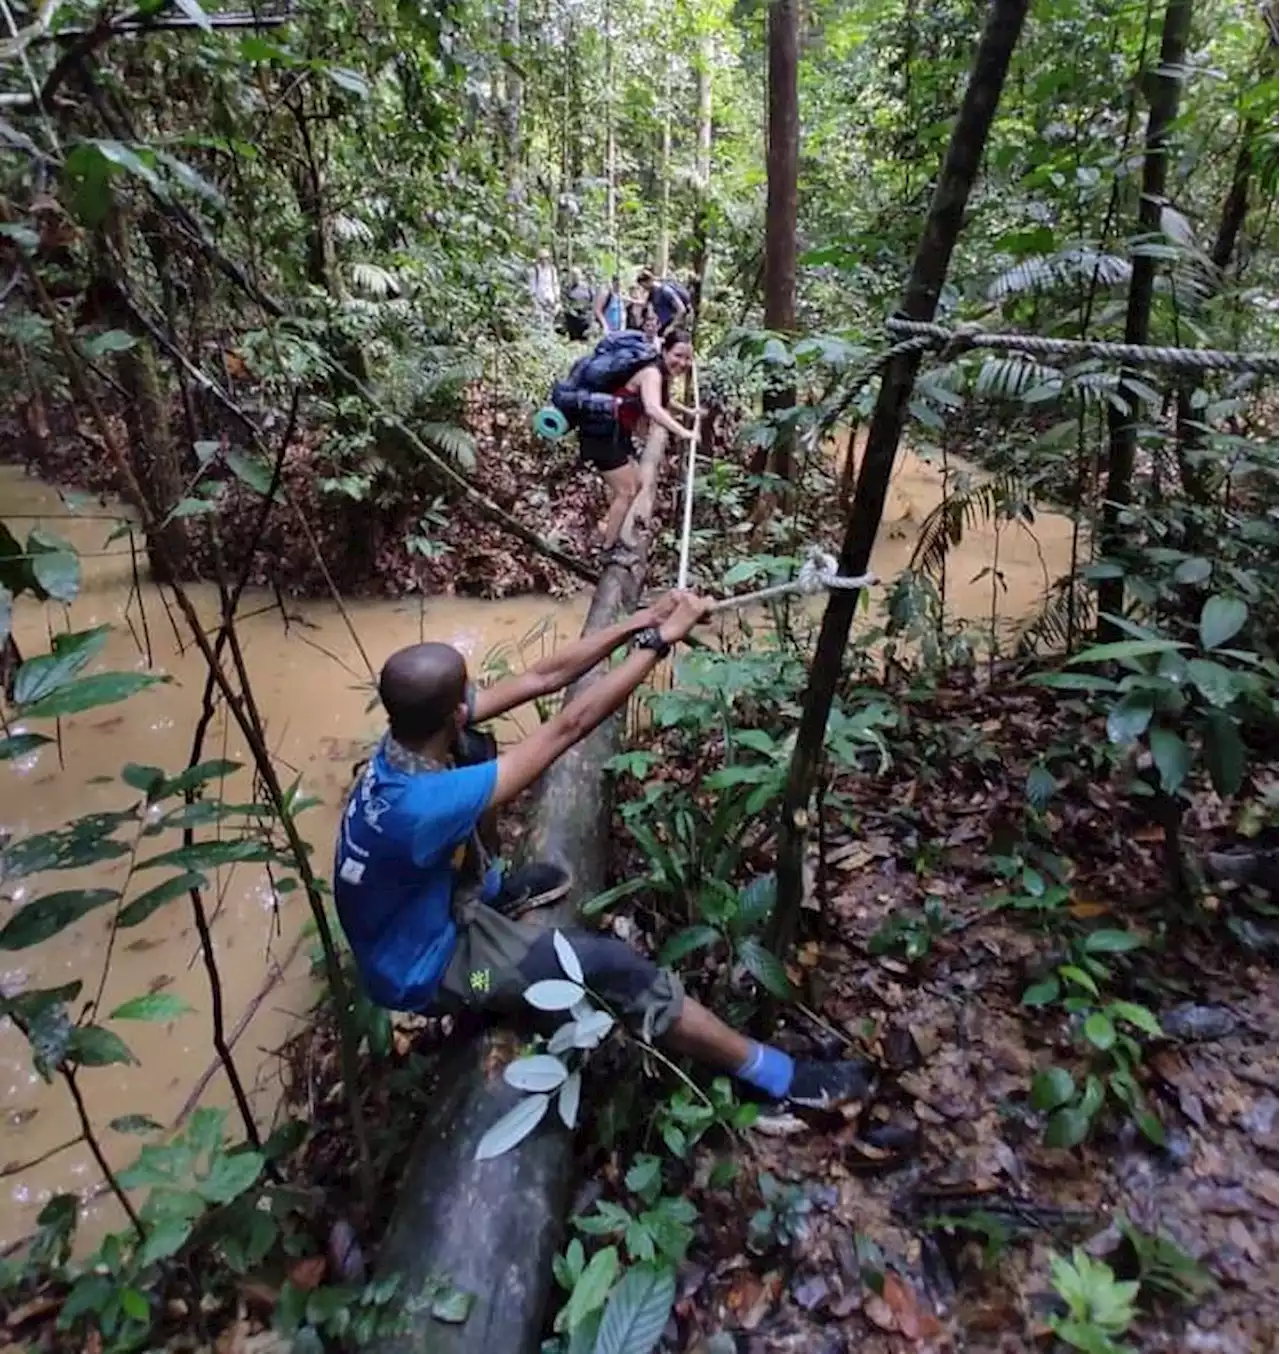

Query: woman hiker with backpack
left=552, top=329, right=699, bottom=563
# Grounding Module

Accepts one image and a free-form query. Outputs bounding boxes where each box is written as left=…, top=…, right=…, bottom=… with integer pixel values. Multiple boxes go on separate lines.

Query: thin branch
left=63, top=1066, right=144, bottom=1236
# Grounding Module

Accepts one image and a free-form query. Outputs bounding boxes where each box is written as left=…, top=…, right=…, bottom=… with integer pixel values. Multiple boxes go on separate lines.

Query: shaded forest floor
left=292, top=669, right=1278, bottom=1354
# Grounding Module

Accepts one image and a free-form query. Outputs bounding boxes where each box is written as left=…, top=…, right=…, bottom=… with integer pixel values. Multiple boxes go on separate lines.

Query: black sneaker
left=492, top=861, right=572, bottom=917
left=785, top=1057, right=878, bottom=1110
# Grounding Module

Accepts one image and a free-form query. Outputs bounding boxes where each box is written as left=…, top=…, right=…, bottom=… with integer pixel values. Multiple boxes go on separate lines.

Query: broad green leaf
left=12, top=626, right=108, bottom=705
left=1031, top=1066, right=1075, bottom=1111
left=1106, top=693, right=1153, bottom=744
left=1059, top=965, right=1099, bottom=996
left=109, top=992, right=195, bottom=1022
left=1198, top=595, right=1247, bottom=650
left=1134, top=1108, right=1166, bottom=1146
left=1025, top=764, right=1056, bottom=809
left=503, top=1054, right=568, bottom=1093
left=1173, top=557, right=1212, bottom=585
left=80, top=330, right=138, bottom=359
left=658, top=925, right=720, bottom=966
left=1081, top=929, right=1143, bottom=954
left=1022, top=977, right=1061, bottom=1006
left=68, top=1025, right=137, bottom=1067
left=558, top=1070, right=582, bottom=1129
left=1202, top=711, right=1245, bottom=797
left=474, top=1092, right=551, bottom=1160
left=523, top=979, right=586, bottom=1011
left=1045, top=1105, right=1092, bottom=1149
left=0, top=888, right=118, bottom=949
left=26, top=529, right=81, bottom=602
left=20, top=671, right=168, bottom=720
left=118, top=872, right=206, bottom=927
left=119, top=1287, right=150, bottom=1322
left=737, top=937, right=794, bottom=999
left=1108, top=1001, right=1162, bottom=1037
left=169, top=496, right=220, bottom=519
left=1066, top=639, right=1184, bottom=666
left=557, top=1245, right=618, bottom=1333
left=591, top=1263, right=676, bottom=1354
left=198, top=1150, right=264, bottom=1204
left=138, top=839, right=272, bottom=872
left=1079, top=1074, right=1105, bottom=1121
left=1148, top=727, right=1191, bottom=794
left=580, top=877, right=648, bottom=917
left=737, top=872, right=777, bottom=926
left=1185, top=659, right=1238, bottom=708
left=0, top=732, right=54, bottom=761
left=224, top=449, right=282, bottom=499
left=123, top=763, right=165, bottom=796
left=625, top=1155, right=662, bottom=1198
left=160, top=759, right=242, bottom=797
left=553, top=930, right=584, bottom=984
left=1083, top=1012, right=1116, bottom=1050
left=138, top=1218, right=193, bottom=1268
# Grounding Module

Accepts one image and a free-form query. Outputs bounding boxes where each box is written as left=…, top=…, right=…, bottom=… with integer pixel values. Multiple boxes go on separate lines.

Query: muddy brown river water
left=0, top=446, right=1077, bottom=1248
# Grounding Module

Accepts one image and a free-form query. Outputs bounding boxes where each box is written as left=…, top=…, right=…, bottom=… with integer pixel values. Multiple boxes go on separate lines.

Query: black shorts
left=579, top=432, right=635, bottom=473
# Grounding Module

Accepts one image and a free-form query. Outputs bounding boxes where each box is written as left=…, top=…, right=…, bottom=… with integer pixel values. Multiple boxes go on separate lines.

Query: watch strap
left=632, top=626, right=672, bottom=660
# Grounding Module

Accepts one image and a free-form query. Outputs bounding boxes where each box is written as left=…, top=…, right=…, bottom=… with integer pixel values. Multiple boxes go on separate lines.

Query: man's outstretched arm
left=490, top=594, right=708, bottom=807
left=471, top=592, right=679, bottom=725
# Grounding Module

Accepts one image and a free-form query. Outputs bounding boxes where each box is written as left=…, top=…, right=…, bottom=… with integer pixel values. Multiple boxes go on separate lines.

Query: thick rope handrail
left=707, top=548, right=876, bottom=614
left=885, top=317, right=1276, bottom=375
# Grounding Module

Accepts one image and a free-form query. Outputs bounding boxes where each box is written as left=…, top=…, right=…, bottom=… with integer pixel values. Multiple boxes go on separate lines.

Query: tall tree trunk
left=605, top=0, right=617, bottom=265
left=1096, top=0, right=1193, bottom=637
left=690, top=35, right=714, bottom=336
left=769, top=0, right=1030, bottom=954
left=763, top=0, right=799, bottom=484
left=502, top=0, right=523, bottom=195
left=657, top=59, right=672, bottom=276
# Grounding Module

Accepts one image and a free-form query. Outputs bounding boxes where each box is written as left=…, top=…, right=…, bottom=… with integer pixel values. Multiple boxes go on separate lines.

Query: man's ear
left=456, top=702, right=470, bottom=732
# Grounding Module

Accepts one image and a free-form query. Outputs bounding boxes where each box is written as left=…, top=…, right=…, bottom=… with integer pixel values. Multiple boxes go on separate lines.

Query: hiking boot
left=492, top=861, right=572, bottom=917
left=785, top=1056, right=877, bottom=1111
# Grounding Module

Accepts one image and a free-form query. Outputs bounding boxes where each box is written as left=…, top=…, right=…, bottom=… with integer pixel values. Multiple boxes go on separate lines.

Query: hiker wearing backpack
left=636, top=269, right=690, bottom=335
left=550, top=330, right=698, bottom=558
left=594, top=275, right=626, bottom=335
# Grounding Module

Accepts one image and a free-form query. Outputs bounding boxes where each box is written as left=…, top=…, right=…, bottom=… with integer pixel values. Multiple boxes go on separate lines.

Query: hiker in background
left=636, top=268, right=689, bottom=335
left=594, top=275, right=626, bottom=334
left=563, top=267, right=594, bottom=341
left=552, top=330, right=700, bottom=560
left=528, top=248, right=559, bottom=327
left=641, top=307, right=661, bottom=354
left=624, top=284, right=649, bottom=331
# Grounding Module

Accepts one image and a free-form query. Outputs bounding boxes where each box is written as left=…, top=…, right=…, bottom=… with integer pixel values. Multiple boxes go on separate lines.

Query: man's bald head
left=379, top=643, right=468, bottom=745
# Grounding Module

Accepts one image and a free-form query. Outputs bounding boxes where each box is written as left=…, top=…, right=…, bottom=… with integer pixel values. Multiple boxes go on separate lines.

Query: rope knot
left=941, top=321, right=983, bottom=361
left=797, top=549, right=840, bottom=595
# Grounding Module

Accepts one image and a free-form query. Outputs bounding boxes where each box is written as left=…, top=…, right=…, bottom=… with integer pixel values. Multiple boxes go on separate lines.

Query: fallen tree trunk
left=371, top=559, right=642, bottom=1354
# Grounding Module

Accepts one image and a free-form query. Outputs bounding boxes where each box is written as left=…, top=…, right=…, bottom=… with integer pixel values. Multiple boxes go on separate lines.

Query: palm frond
left=910, top=472, right=1031, bottom=580
left=974, top=355, right=1061, bottom=400
left=988, top=247, right=1131, bottom=301
left=350, top=262, right=400, bottom=299
left=333, top=214, right=375, bottom=245
left=1017, top=575, right=1094, bottom=655
left=419, top=420, right=476, bottom=471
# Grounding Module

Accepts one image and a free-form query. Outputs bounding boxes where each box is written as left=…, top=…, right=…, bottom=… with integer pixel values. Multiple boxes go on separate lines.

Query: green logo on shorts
left=469, top=968, right=491, bottom=994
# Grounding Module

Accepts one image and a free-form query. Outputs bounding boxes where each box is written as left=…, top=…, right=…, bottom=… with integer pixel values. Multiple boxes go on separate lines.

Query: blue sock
left=735, top=1041, right=795, bottom=1099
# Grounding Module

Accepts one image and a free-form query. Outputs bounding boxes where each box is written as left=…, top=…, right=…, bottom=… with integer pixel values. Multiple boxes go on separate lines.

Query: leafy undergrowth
left=3, top=382, right=613, bottom=599
left=202, top=668, right=1276, bottom=1354
left=564, top=667, right=1277, bottom=1353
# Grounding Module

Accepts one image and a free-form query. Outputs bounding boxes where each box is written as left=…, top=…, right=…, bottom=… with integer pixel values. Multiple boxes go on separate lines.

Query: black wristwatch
left=632, top=626, right=672, bottom=660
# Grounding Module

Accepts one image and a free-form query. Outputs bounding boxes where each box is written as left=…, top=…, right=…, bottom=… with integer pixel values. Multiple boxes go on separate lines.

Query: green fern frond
left=350, top=262, right=400, bottom=299
left=988, top=247, right=1130, bottom=301
left=974, top=356, right=1060, bottom=400
left=333, top=214, right=375, bottom=245
left=910, top=473, right=1031, bottom=580
left=1018, top=576, right=1094, bottom=655
left=419, top=421, right=477, bottom=471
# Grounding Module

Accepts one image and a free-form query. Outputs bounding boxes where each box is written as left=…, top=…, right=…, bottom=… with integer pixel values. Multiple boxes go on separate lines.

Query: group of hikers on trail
left=328, top=248, right=879, bottom=1121
left=530, top=257, right=700, bottom=564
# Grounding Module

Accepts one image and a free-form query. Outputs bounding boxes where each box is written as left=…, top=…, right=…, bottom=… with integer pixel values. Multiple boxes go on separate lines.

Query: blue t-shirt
left=334, top=741, right=499, bottom=1010
left=650, top=282, right=687, bottom=329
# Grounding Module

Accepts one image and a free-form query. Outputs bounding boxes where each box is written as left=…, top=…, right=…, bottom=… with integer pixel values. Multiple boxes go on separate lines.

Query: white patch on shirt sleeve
left=339, top=858, right=366, bottom=885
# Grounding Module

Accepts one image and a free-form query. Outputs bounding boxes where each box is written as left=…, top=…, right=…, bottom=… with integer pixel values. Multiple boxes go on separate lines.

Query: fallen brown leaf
left=287, top=1254, right=327, bottom=1291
